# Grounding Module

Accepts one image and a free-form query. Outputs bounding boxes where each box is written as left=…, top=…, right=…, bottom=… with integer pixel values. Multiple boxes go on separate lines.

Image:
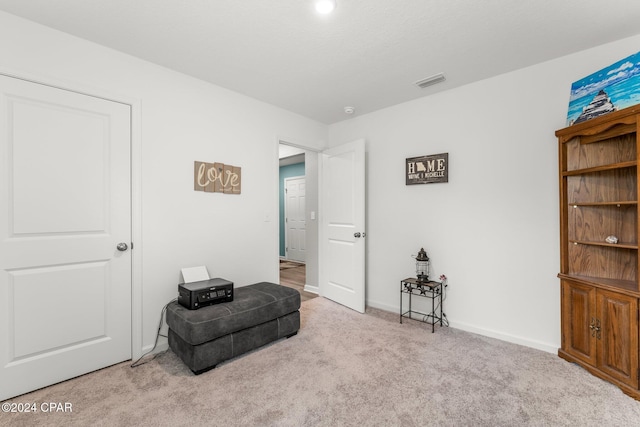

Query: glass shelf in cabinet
left=569, top=239, right=638, bottom=250
left=563, top=160, right=637, bottom=176
left=570, top=201, right=637, bottom=207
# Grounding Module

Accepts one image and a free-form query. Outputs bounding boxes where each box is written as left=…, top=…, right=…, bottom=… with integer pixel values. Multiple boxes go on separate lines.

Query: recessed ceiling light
left=315, top=0, right=337, bottom=14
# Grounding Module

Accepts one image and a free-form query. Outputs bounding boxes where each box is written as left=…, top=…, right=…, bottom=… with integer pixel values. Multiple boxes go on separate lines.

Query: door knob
left=117, top=242, right=129, bottom=252
left=354, top=232, right=361, bottom=238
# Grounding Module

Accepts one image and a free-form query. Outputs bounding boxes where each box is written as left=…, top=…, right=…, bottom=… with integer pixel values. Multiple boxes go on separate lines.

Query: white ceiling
left=279, top=144, right=306, bottom=160
left=1, top=0, right=640, bottom=124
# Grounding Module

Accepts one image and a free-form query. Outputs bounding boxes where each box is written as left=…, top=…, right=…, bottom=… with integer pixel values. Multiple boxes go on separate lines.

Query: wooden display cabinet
left=557, top=106, right=640, bottom=400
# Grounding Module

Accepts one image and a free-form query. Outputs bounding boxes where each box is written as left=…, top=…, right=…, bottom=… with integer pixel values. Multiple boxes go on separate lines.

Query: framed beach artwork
left=566, top=50, right=640, bottom=126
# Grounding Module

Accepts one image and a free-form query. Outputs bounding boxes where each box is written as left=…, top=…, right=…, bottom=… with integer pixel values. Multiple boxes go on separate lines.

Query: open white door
left=0, top=75, right=132, bottom=400
left=321, top=139, right=365, bottom=313
left=285, top=176, right=306, bottom=263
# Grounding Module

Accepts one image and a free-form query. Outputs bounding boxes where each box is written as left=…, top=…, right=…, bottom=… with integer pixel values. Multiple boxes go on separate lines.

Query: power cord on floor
left=433, top=278, right=449, bottom=327
left=130, top=297, right=177, bottom=368
left=441, top=280, right=449, bottom=327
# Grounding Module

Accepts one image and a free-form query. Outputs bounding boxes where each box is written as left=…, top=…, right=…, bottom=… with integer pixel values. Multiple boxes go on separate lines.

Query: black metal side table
left=400, top=278, right=443, bottom=333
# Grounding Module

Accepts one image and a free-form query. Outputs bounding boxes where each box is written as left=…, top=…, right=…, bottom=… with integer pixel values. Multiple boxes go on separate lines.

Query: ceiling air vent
left=414, top=73, right=446, bottom=89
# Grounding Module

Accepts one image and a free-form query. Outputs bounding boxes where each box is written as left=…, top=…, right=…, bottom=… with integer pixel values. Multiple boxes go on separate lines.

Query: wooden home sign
left=406, top=153, right=448, bottom=185
left=194, top=161, right=241, bottom=194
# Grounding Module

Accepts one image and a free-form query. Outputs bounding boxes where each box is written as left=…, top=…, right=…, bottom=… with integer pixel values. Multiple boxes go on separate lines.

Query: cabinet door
left=596, top=290, right=639, bottom=388
left=562, top=281, right=596, bottom=365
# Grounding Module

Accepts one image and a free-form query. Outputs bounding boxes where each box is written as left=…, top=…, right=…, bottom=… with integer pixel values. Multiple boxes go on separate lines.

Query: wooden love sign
left=194, top=161, right=241, bottom=194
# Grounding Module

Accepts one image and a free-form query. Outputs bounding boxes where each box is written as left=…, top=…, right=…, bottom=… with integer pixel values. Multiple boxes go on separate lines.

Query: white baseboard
left=449, top=320, right=558, bottom=354
left=280, top=257, right=305, bottom=264
left=366, top=300, right=558, bottom=354
left=143, top=300, right=558, bottom=359
left=304, top=284, right=319, bottom=294
left=138, top=337, right=169, bottom=358
left=366, top=300, right=396, bottom=313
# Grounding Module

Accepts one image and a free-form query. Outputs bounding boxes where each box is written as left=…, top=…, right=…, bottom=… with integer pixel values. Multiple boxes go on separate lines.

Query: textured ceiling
left=1, top=0, right=640, bottom=124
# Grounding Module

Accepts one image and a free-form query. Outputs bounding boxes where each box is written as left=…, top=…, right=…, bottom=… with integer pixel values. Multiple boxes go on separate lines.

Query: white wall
left=328, top=34, right=640, bottom=353
left=0, top=11, right=327, bottom=354
left=3, top=8, right=640, bottom=357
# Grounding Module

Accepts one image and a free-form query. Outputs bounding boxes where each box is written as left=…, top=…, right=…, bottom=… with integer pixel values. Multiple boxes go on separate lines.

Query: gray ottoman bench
left=166, top=282, right=300, bottom=374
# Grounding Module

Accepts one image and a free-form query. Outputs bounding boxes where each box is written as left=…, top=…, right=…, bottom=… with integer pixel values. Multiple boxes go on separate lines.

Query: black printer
left=178, top=278, right=233, bottom=310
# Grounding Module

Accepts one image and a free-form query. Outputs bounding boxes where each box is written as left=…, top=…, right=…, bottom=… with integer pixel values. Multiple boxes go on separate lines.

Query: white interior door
left=285, top=176, right=306, bottom=263
left=321, top=139, right=365, bottom=313
left=0, top=75, right=132, bottom=400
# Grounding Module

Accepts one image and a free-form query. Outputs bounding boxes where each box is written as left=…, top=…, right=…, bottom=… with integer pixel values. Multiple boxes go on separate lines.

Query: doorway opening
left=278, top=143, right=317, bottom=301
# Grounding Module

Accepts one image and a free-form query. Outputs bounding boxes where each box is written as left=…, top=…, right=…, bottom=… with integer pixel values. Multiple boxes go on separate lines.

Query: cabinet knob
left=589, top=317, right=601, bottom=339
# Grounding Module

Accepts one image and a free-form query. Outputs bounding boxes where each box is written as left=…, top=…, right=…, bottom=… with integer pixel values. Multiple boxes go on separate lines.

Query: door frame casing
left=0, top=66, right=144, bottom=359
